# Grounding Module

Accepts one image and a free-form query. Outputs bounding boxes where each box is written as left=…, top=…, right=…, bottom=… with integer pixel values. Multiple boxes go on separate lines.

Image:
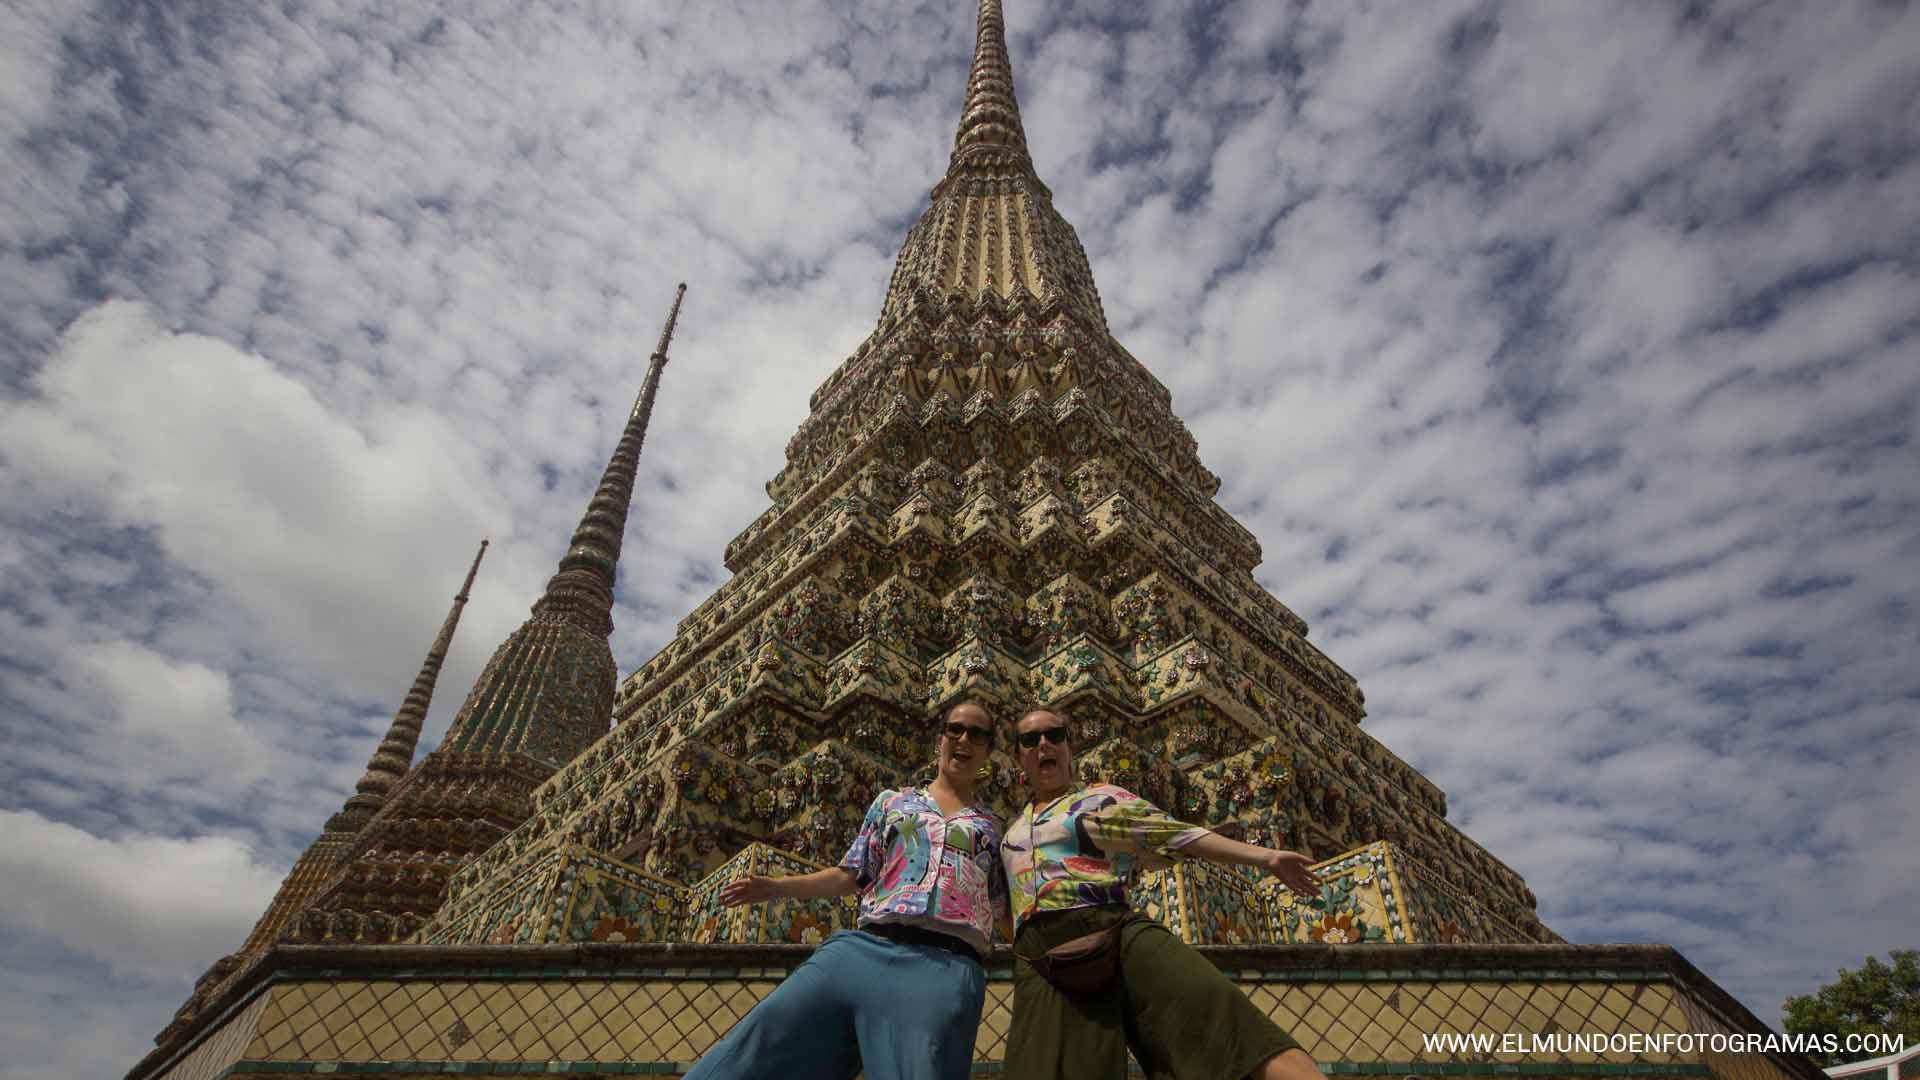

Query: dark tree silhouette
left=1782, top=951, right=1919, bottom=1067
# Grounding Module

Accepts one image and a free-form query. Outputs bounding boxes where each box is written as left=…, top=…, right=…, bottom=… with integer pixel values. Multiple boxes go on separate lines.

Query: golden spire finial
left=949, top=0, right=1032, bottom=172
left=876, top=1, right=1110, bottom=329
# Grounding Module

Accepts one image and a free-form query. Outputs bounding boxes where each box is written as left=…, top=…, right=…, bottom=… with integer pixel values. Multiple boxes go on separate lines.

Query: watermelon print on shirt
left=1001, top=784, right=1210, bottom=930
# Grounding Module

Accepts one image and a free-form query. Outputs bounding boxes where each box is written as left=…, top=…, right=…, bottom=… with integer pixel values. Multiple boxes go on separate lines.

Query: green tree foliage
left=1782, top=951, right=1920, bottom=1066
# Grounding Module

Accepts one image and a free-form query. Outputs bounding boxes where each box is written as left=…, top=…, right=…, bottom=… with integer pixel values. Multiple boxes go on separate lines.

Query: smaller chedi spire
left=218, top=539, right=488, bottom=960
left=325, top=538, right=489, bottom=834
left=437, top=283, right=686, bottom=761
left=530, top=283, right=687, bottom=638
left=949, top=0, right=1032, bottom=173
left=274, top=284, right=688, bottom=945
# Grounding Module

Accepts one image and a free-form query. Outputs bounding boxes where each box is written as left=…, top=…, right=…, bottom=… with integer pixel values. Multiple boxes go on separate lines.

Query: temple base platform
left=129, top=942, right=1821, bottom=1080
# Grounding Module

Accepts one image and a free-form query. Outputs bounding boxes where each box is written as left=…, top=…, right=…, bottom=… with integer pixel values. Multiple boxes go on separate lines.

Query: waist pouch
left=1029, top=912, right=1144, bottom=994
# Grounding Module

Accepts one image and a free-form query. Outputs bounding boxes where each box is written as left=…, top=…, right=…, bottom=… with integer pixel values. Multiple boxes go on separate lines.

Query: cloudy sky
left=2, top=0, right=1917, bottom=1075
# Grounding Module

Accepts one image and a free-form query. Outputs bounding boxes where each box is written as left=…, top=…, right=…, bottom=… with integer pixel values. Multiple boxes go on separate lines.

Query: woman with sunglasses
left=1001, top=705, right=1329, bottom=1080
left=683, top=701, right=1009, bottom=1080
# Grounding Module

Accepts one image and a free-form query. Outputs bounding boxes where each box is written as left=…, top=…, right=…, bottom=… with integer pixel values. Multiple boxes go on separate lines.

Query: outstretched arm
left=1182, top=833, right=1321, bottom=896
left=719, top=867, right=860, bottom=907
left=720, top=867, right=860, bottom=907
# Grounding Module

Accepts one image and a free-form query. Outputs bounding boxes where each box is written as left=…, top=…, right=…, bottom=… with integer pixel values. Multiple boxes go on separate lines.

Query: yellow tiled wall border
left=129, top=943, right=1824, bottom=1080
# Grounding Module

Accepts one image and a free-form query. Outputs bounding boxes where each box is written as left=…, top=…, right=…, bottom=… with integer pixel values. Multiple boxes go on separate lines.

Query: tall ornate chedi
left=133, top=10, right=1825, bottom=1080
left=278, top=283, right=688, bottom=947
left=424, top=0, right=1550, bottom=950
left=156, top=538, right=488, bottom=1043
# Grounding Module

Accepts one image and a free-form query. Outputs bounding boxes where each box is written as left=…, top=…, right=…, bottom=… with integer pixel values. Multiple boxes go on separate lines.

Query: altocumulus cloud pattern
left=1, top=2, right=1916, bottom=1076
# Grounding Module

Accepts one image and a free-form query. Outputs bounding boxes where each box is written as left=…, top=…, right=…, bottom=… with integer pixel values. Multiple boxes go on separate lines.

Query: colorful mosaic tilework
left=1135, top=840, right=1440, bottom=947
left=685, top=843, right=858, bottom=945
left=421, top=0, right=1565, bottom=946
left=1136, top=860, right=1276, bottom=946
left=1271, top=842, right=1411, bottom=945
left=560, top=851, right=696, bottom=944
left=148, top=992, right=270, bottom=1080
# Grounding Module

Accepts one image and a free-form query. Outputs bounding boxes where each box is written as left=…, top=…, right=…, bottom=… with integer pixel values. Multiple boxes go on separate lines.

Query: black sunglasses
left=943, top=721, right=994, bottom=745
left=1017, top=725, right=1070, bottom=749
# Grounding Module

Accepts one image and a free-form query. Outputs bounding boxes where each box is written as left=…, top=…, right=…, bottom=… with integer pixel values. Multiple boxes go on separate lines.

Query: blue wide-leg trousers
left=683, top=929, right=986, bottom=1080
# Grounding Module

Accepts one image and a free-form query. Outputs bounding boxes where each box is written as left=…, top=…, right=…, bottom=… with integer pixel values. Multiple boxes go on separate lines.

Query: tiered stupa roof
left=423, top=0, right=1552, bottom=952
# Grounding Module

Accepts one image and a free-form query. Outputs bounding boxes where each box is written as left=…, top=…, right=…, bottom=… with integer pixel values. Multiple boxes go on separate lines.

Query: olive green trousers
left=1005, top=905, right=1301, bottom=1080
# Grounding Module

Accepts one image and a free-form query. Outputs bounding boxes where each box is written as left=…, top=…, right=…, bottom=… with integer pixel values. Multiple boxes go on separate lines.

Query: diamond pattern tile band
left=140, top=945, right=1822, bottom=1080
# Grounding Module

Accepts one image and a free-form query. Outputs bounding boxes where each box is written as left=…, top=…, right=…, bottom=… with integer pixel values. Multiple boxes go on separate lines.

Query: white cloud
left=0, top=954, right=178, bottom=1080
left=1, top=3, right=1917, bottom=1076
left=0, top=809, right=282, bottom=983
left=0, top=299, right=527, bottom=699
left=0, top=1, right=90, bottom=147
left=61, top=640, right=264, bottom=783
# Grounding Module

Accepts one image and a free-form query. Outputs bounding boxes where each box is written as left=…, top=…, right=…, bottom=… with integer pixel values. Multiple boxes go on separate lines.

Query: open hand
left=1262, top=850, right=1321, bottom=896
left=719, top=875, right=783, bottom=908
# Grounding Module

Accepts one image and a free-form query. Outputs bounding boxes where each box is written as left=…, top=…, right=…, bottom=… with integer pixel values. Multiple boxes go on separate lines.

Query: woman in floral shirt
left=1001, top=705, right=1328, bottom=1080
left=683, top=701, right=1009, bottom=1080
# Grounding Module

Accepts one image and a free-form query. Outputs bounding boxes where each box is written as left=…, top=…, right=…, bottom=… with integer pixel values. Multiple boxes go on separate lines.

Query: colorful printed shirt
left=1000, top=784, right=1210, bottom=930
left=838, top=787, right=1010, bottom=956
